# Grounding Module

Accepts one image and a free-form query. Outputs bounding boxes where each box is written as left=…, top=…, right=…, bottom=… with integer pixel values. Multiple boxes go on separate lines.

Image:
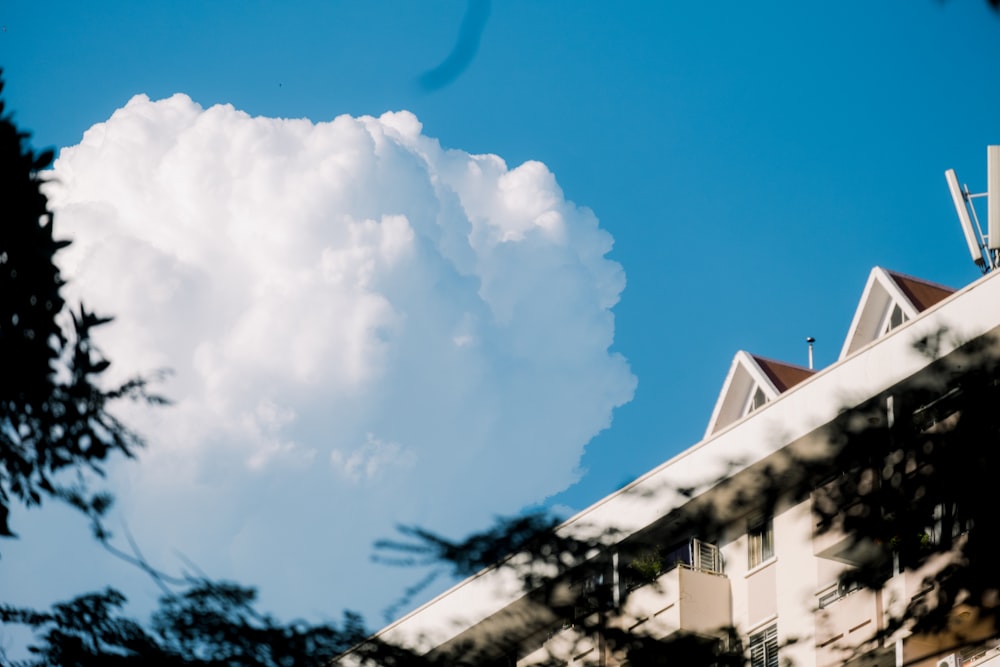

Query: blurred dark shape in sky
left=419, top=0, right=491, bottom=91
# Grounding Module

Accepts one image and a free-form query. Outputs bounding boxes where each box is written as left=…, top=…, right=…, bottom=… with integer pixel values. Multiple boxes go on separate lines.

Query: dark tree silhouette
left=5, top=1, right=1000, bottom=653
left=360, top=330, right=1000, bottom=667
left=806, top=331, right=1000, bottom=645
left=0, top=581, right=372, bottom=667
left=0, top=69, right=168, bottom=544
left=0, top=69, right=380, bottom=667
left=3, top=66, right=998, bottom=666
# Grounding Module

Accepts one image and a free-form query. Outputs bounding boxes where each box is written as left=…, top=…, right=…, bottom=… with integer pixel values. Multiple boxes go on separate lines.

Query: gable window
left=881, top=303, right=907, bottom=334
left=749, top=624, right=778, bottom=667
left=744, top=386, right=768, bottom=416
left=748, top=516, right=774, bottom=569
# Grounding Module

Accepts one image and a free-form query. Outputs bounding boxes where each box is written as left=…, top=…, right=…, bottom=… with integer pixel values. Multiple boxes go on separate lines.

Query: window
left=692, top=539, right=724, bottom=574
left=749, top=624, right=778, bottom=667
left=818, top=578, right=862, bottom=608
left=662, top=541, right=693, bottom=570
left=573, top=566, right=612, bottom=620
left=748, top=516, right=774, bottom=568
left=744, top=386, right=768, bottom=416
left=927, top=502, right=971, bottom=546
left=881, top=303, right=907, bottom=334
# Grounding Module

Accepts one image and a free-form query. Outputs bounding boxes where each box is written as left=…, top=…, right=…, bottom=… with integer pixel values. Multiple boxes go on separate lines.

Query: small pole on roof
left=806, top=337, right=816, bottom=370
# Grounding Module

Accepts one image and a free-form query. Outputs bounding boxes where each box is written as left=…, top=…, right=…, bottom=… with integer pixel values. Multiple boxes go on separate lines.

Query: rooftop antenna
left=988, top=145, right=1000, bottom=253
left=806, top=337, right=815, bottom=370
left=945, top=145, right=1000, bottom=273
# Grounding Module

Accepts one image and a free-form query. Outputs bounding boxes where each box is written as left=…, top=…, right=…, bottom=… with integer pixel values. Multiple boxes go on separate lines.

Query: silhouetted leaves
left=806, top=332, right=1000, bottom=645
left=0, top=69, right=164, bottom=542
left=0, top=70, right=387, bottom=667
left=1, top=581, right=371, bottom=667
left=365, top=329, right=1000, bottom=666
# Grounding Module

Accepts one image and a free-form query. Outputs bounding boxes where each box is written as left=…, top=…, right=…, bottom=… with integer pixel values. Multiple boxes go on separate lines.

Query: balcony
left=815, top=583, right=882, bottom=667
left=518, top=542, right=729, bottom=665
left=519, top=625, right=598, bottom=666
left=900, top=615, right=999, bottom=667
left=826, top=548, right=998, bottom=667
left=614, top=561, right=731, bottom=640
left=897, top=599, right=998, bottom=667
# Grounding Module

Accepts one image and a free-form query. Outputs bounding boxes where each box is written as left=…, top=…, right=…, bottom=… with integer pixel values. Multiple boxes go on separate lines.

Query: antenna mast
left=945, top=145, right=1000, bottom=273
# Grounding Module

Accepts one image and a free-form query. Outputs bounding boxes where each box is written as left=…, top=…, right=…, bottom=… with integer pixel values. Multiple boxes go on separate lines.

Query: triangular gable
left=705, top=351, right=816, bottom=437
left=839, top=268, right=956, bottom=359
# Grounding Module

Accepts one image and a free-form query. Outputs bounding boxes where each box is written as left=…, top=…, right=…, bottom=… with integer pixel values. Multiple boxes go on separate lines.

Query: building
left=343, top=264, right=1000, bottom=667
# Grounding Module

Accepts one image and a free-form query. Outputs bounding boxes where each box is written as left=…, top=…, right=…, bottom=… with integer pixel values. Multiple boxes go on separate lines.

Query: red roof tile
left=886, top=271, right=955, bottom=312
left=752, top=355, right=817, bottom=393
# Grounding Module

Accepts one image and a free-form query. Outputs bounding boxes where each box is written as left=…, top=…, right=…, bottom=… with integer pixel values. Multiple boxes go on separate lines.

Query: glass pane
left=748, top=517, right=774, bottom=568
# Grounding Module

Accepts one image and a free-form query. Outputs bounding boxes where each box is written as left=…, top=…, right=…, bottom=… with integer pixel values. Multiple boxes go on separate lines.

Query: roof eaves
left=751, top=355, right=817, bottom=393
left=886, top=270, right=956, bottom=311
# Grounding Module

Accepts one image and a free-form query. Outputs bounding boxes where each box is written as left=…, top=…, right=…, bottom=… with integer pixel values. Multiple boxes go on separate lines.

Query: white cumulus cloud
left=20, top=93, right=635, bottom=622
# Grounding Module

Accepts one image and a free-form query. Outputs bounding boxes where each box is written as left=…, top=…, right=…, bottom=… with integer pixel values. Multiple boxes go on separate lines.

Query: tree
left=0, top=69, right=381, bottom=667
left=3, top=81, right=997, bottom=665
left=1, top=581, right=372, bottom=667
left=0, top=69, right=164, bottom=544
left=4, top=248, right=996, bottom=667
left=807, top=331, right=1000, bottom=643
left=360, top=330, right=1000, bottom=667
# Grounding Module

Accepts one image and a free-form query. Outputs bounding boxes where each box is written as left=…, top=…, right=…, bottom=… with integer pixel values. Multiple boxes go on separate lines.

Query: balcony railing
left=815, top=583, right=880, bottom=667
left=621, top=539, right=723, bottom=593
left=614, top=557, right=731, bottom=640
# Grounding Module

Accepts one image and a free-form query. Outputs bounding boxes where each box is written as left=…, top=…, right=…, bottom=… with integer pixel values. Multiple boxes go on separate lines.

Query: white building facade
left=347, top=267, right=1000, bottom=667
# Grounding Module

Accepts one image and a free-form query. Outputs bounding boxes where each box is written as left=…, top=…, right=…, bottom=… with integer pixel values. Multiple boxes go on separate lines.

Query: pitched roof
left=752, top=355, right=816, bottom=392
left=839, top=267, right=957, bottom=360
left=705, top=351, right=816, bottom=437
left=885, top=270, right=955, bottom=311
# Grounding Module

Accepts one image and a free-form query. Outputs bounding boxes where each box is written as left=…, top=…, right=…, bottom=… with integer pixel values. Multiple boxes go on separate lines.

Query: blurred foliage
left=366, top=331, right=1000, bottom=666
left=0, top=581, right=370, bottom=667
left=627, top=547, right=664, bottom=584
left=0, top=69, right=165, bottom=543
left=807, top=331, right=1000, bottom=641
left=0, top=68, right=380, bottom=667
left=4, top=0, right=1000, bottom=652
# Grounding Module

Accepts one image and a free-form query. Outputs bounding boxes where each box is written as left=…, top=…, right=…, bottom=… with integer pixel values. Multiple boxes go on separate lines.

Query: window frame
left=747, top=515, right=775, bottom=569
left=880, top=303, right=907, bottom=335
left=749, top=623, right=779, bottom=667
left=744, top=385, right=768, bottom=416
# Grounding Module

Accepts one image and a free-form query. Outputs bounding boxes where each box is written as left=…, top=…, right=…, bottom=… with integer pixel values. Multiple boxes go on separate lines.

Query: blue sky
left=2, top=0, right=999, bottom=636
